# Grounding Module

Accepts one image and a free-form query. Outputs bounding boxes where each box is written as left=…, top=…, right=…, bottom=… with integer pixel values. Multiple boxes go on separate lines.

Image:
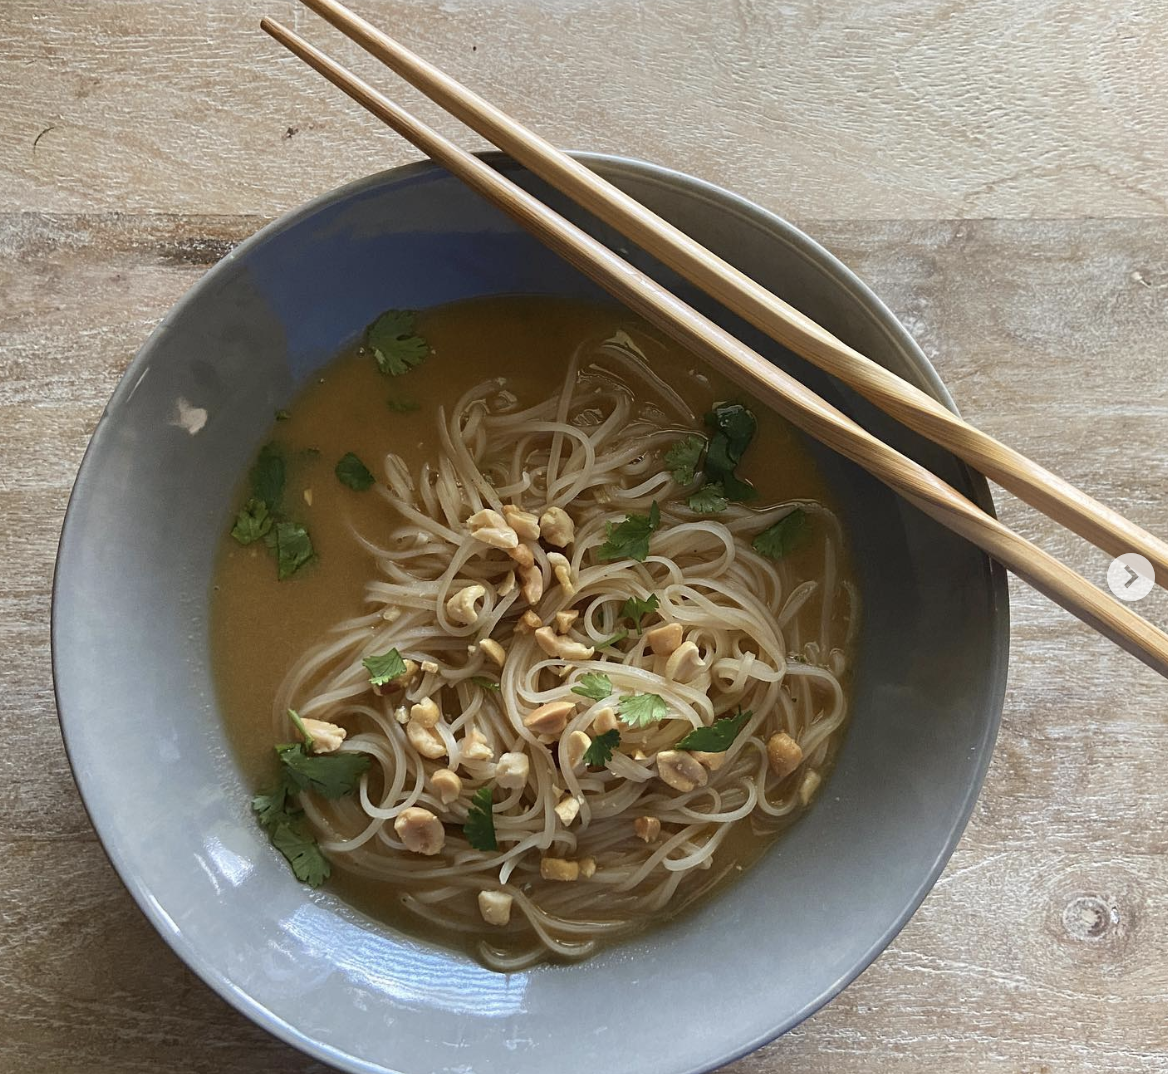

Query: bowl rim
left=52, top=151, right=1010, bottom=1074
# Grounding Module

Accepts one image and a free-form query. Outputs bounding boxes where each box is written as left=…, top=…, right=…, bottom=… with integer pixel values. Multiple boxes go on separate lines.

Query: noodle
left=272, top=337, right=852, bottom=969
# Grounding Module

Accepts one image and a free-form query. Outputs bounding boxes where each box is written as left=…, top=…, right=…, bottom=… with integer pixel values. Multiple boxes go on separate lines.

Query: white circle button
left=1106, top=552, right=1155, bottom=602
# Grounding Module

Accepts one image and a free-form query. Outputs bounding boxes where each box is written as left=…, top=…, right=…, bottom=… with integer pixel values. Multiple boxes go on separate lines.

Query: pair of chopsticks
left=261, top=0, right=1168, bottom=679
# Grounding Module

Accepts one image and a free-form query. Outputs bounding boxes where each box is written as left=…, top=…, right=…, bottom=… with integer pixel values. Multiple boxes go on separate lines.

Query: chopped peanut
left=502, top=505, right=541, bottom=541
left=664, top=640, right=702, bottom=683
left=547, top=552, right=576, bottom=596
left=515, top=609, right=543, bottom=635
left=430, top=768, right=462, bottom=805
left=496, top=751, right=530, bottom=790
left=565, top=729, right=591, bottom=770
left=410, top=697, right=440, bottom=729
left=646, top=622, right=683, bottom=656
left=554, top=795, right=581, bottom=825
left=766, top=732, right=803, bottom=779
left=407, top=720, right=446, bottom=759
left=634, top=816, right=661, bottom=842
left=478, top=638, right=506, bottom=667
left=446, top=583, right=486, bottom=626
left=497, top=570, right=516, bottom=597
left=591, top=707, right=618, bottom=734
left=691, top=750, right=727, bottom=771
left=540, top=857, right=580, bottom=882
left=518, top=561, right=543, bottom=604
left=523, top=700, right=576, bottom=735
left=798, top=769, right=822, bottom=805
left=394, top=807, right=445, bottom=855
left=554, top=609, right=580, bottom=634
left=421, top=659, right=440, bottom=674
left=460, top=727, right=494, bottom=763
left=467, top=508, right=519, bottom=550
left=656, top=750, right=708, bottom=793
left=534, top=626, right=594, bottom=661
left=578, top=857, right=597, bottom=879
left=477, top=890, right=513, bottom=926
left=539, top=506, right=575, bottom=547
left=300, top=718, right=346, bottom=753
left=393, top=705, right=410, bottom=726
left=507, top=542, right=535, bottom=569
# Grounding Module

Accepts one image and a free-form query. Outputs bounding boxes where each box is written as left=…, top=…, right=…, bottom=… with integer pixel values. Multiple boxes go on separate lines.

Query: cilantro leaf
left=387, top=395, right=421, bottom=413
left=269, top=813, right=331, bottom=887
left=464, top=783, right=497, bottom=851
left=596, top=629, right=628, bottom=650
left=596, top=501, right=661, bottom=562
left=571, top=672, right=613, bottom=702
left=687, top=483, right=728, bottom=514
left=276, top=742, right=370, bottom=799
left=620, top=594, right=659, bottom=631
left=752, top=509, right=809, bottom=560
left=251, top=784, right=289, bottom=827
left=618, top=692, right=669, bottom=729
left=231, top=497, right=273, bottom=545
left=664, top=435, right=705, bottom=485
left=274, top=521, right=314, bottom=579
left=274, top=409, right=291, bottom=421
left=366, top=309, right=430, bottom=376
left=675, top=709, right=752, bottom=752
left=363, top=648, right=406, bottom=686
left=335, top=452, right=375, bottom=491
left=250, top=442, right=286, bottom=509
left=470, top=675, right=501, bottom=691
left=703, top=404, right=757, bottom=503
left=583, top=728, right=620, bottom=767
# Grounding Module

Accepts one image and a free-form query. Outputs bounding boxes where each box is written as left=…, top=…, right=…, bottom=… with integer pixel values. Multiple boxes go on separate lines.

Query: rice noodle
left=275, top=339, right=853, bottom=969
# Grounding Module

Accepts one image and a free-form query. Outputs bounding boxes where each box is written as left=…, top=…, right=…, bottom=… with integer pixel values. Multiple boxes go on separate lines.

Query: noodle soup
left=213, top=295, right=857, bottom=969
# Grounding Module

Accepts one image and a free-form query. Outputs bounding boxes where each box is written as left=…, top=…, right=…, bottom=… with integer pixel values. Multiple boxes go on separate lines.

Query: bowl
left=52, top=154, right=1008, bottom=1074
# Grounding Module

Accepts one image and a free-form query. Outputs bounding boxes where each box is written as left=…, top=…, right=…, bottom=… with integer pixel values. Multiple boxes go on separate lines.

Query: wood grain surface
left=3, top=0, right=1168, bottom=1071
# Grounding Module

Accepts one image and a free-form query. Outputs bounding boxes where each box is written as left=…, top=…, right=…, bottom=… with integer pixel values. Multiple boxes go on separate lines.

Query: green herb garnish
left=596, top=501, right=660, bottom=562
left=366, top=309, right=430, bottom=376
left=583, top=728, right=621, bottom=767
left=274, top=409, right=291, bottom=421
left=686, top=482, right=728, bottom=514
left=571, top=672, right=613, bottom=702
left=252, top=733, right=371, bottom=887
left=752, top=509, right=809, bottom=560
left=470, top=675, right=501, bottom=691
left=288, top=708, right=315, bottom=752
left=620, top=594, right=659, bottom=631
left=276, top=742, right=370, bottom=798
left=363, top=648, right=407, bottom=686
left=675, top=709, right=752, bottom=752
left=250, top=441, right=286, bottom=509
left=387, top=395, right=421, bottom=413
left=231, top=497, right=273, bottom=545
left=274, top=521, right=315, bottom=579
left=618, top=692, right=669, bottom=729
left=335, top=451, right=375, bottom=491
left=596, top=629, right=629, bottom=650
left=703, top=403, right=757, bottom=502
left=664, top=435, right=705, bottom=485
left=464, top=784, right=498, bottom=851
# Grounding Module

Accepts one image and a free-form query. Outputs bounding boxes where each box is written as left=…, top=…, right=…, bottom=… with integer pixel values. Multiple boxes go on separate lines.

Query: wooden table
left=3, top=1, right=1166, bottom=1070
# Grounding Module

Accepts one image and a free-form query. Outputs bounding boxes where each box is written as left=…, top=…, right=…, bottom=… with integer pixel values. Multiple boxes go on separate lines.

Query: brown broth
left=211, top=294, right=855, bottom=959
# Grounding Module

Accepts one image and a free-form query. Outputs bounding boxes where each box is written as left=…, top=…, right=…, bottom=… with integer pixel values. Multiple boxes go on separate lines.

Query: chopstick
left=259, top=17, right=1168, bottom=680
left=291, top=0, right=1168, bottom=592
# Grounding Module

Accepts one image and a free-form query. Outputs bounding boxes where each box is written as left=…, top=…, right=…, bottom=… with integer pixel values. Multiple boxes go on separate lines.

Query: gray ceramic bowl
left=53, top=154, right=1008, bottom=1074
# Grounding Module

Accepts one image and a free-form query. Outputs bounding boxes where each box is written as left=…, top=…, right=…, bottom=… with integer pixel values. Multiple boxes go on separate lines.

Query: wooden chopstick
left=259, top=17, right=1168, bottom=680
left=292, top=0, right=1168, bottom=591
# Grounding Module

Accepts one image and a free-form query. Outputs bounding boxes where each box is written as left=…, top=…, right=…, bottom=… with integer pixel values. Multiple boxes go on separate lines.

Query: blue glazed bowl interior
left=53, top=154, right=1008, bottom=1074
